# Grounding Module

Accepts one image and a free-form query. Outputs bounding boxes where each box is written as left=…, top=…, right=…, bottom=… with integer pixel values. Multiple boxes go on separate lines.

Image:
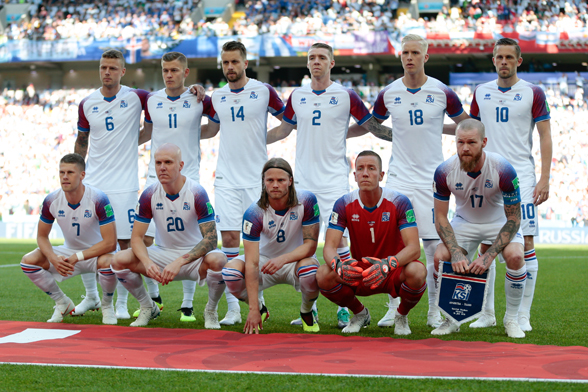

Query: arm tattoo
left=485, top=203, right=521, bottom=259
left=183, top=221, right=217, bottom=262
left=437, top=220, right=466, bottom=263
left=74, top=132, right=89, bottom=158
left=302, top=223, right=319, bottom=243
left=365, top=117, right=392, bottom=142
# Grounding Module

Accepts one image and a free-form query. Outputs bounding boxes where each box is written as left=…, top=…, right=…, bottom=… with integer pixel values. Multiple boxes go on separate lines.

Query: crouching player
left=105, top=143, right=227, bottom=327
left=317, top=151, right=426, bottom=335
left=223, top=158, right=321, bottom=334
left=21, top=153, right=118, bottom=324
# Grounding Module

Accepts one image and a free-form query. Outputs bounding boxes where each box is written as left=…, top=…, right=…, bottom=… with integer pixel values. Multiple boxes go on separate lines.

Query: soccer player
left=222, top=158, right=321, bottom=334
left=20, top=153, right=118, bottom=324
left=137, top=51, right=215, bottom=322
left=469, top=38, right=552, bottom=332
left=431, top=119, right=527, bottom=338
left=317, top=151, right=426, bottom=335
left=201, top=40, right=286, bottom=326
left=107, top=143, right=227, bottom=327
left=371, top=34, right=470, bottom=328
left=267, top=42, right=393, bottom=328
left=74, top=49, right=149, bottom=319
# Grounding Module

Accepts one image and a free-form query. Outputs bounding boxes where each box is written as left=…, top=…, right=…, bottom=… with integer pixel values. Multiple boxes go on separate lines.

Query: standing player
left=317, top=151, right=426, bottom=335
left=469, top=38, right=552, bottom=332
left=267, top=42, right=393, bottom=328
left=20, top=154, right=118, bottom=325
left=371, top=34, right=470, bottom=328
left=222, top=158, right=321, bottom=334
left=431, top=119, right=527, bottom=338
left=138, top=51, right=215, bottom=322
left=74, top=49, right=149, bottom=319
left=107, top=144, right=227, bottom=327
left=201, top=41, right=286, bottom=326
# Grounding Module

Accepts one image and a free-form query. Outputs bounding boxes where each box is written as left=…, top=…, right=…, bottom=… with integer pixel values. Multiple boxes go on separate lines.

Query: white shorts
left=46, top=245, right=98, bottom=282
left=387, top=185, right=436, bottom=240
left=215, top=186, right=261, bottom=232
left=147, top=246, right=223, bottom=286
left=519, top=186, right=539, bottom=237
left=105, top=191, right=138, bottom=240
left=233, top=255, right=319, bottom=292
left=312, top=187, right=349, bottom=237
left=441, top=215, right=524, bottom=263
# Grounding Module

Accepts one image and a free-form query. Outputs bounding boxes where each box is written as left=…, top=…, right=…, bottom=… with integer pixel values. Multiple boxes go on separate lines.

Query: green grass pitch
left=1, top=239, right=587, bottom=390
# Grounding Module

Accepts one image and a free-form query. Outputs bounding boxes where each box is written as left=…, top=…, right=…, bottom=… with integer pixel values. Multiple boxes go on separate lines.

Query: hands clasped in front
left=331, top=256, right=398, bottom=289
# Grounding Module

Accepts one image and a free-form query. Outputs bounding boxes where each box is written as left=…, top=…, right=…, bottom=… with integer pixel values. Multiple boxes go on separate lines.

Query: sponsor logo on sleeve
left=243, top=220, right=253, bottom=235
left=406, top=209, right=416, bottom=223
left=206, top=202, right=214, bottom=215
left=512, top=176, right=519, bottom=190
left=313, top=203, right=320, bottom=217
left=104, top=204, right=114, bottom=218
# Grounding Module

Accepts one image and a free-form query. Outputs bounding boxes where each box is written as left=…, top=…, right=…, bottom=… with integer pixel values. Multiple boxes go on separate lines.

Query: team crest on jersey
left=183, top=100, right=191, bottom=108
left=268, top=220, right=276, bottom=229
left=425, top=95, right=434, bottom=103
left=300, top=98, right=307, bottom=104
left=157, top=102, right=163, bottom=109
left=183, top=202, right=190, bottom=211
left=156, top=203, right=164, bottom=210
left=58, top=210, right=65, bottom=217
left=92, top=106, right=99, bottom=113
left=243, top=220, right=253, bottom=235
left=330, top=212, right=338, bottom=224
left=406, top=209, right=415, bottom=223
left=381, top=212, right=390, bottom=222
left=394, top=97, right=401, bottom=105
left=329, top=96, right=338, bottom=105
left=290, top=212, right=298, bottom=221
left=485, top=179, right=493, bottom=188
left=250, top=91, right=258, bottom=99
left=84, top=210, right=92, bottom=218
left=352, top=214, right=360, bottom=222
left=514, top=94, right=522, bottom=101
left=220, top=96, right=226, bottom=103
left=455, top=182, right=464, bottom=190
left=120, top=100, right=128, bottom=108
left=452, top=283, right=472, bottom=300
left=484, top=94, right=491, bottom=100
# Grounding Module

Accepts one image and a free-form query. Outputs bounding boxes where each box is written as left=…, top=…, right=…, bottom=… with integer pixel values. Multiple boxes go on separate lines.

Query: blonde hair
left=401, top=34, right=428, bottom=53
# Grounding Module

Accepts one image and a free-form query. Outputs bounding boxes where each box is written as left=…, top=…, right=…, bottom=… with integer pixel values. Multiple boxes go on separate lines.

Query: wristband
left=76, top=251, right=85, bottom=261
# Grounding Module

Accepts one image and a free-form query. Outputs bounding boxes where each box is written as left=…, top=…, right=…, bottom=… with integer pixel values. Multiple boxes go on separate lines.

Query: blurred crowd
left=1, top=79, right=587, bottom=228
left=2, top=0, right=587, bottom=40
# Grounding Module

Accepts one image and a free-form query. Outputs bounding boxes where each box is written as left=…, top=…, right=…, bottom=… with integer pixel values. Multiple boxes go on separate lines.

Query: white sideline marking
left=1, top=362, right=587, bottom=383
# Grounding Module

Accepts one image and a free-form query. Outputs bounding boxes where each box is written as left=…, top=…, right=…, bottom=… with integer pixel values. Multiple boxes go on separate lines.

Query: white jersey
left=373, top=77, right=464, bottom=189
left=283, top=83, right=371, bottom=192
left=144, top=89, right=213, bottom=186
left=470, top=79, right=551, bottom=188
left=433, top=152, right=521, bottom=224
left=135, top=177, right=215, bottom=249
left=77, top=86, right=148, bottom=192
left=40, top=185, right=115, bottom=250
left=241, top=190, right=320, bottom=259
left=210, top=79, right=285, bottom=188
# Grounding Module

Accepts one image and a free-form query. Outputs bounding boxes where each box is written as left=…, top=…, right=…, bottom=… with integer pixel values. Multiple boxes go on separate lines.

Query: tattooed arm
left=470, top=202, right=521, bottom=275
left=160, top=221, right=217, bottom=285
left=261, top=222, right=319, bottom=275
left=347, top=116, right=393, bottom=141
left=435, top=198, right=470, bottom=274
left=74, top=131, right=90, bottom=158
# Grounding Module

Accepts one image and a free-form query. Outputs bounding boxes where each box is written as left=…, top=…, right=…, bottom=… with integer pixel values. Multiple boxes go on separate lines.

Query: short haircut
left=493, top=37, right=521, bottom=59
left=456, top=118, right=486, bottom=139
left=309, top=42, right=334, bottom=61
left=258, top=158, right=298, bottom=210
left=101, top=49, right=125, bottom=67
left=60, top=153, right=85, bottom=171
left=402, top=34, right=428, bottom=53
left=221, top=41, right=247, bottom=60
left=162, top=51, right=188, bottom=68
left=356, top=150, right=383, bottom=171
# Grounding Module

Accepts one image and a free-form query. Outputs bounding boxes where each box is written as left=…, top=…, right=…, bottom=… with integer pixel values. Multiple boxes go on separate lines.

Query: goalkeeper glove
left=331, top=257, right=364, bottom=286
left=361, top=256, right=398, bottom=289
